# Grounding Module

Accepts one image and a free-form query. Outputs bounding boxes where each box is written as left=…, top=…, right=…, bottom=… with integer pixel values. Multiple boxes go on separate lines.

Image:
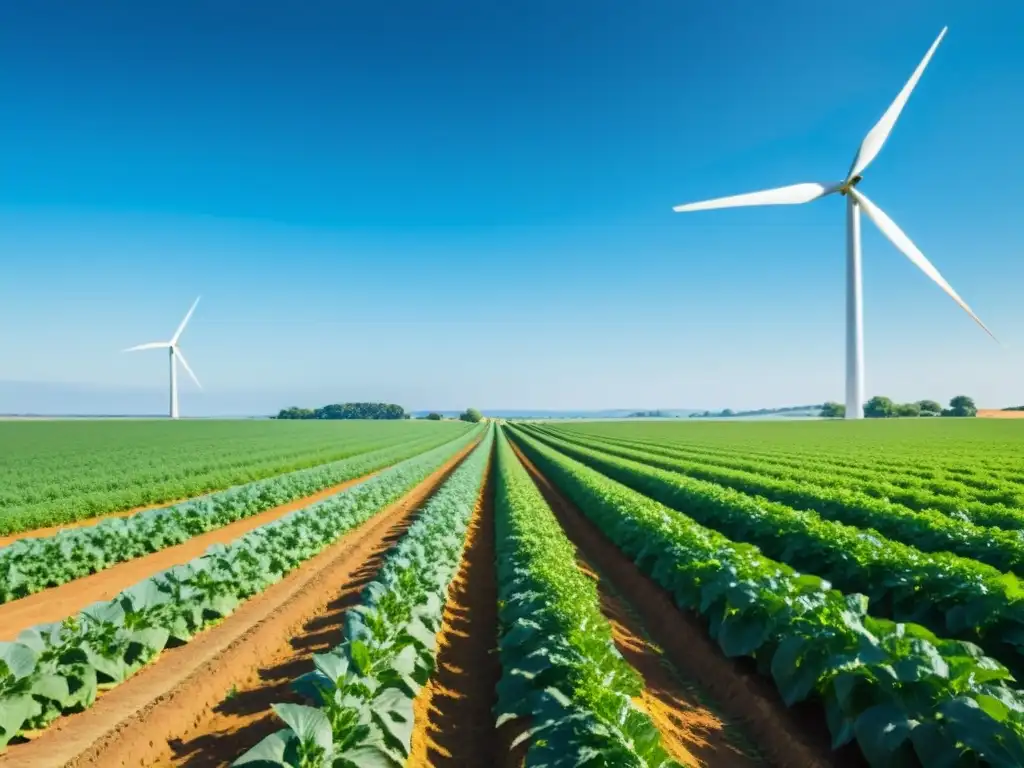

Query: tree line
left=275, top=402, right=408, bottom=420
left=820, top=395, right=978, bottom=419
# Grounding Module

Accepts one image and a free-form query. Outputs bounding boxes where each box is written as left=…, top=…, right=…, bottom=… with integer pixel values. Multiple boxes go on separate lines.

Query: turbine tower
left=672, top=27, right=995, bottom=419
left=123, top=297, right=202, bottom=419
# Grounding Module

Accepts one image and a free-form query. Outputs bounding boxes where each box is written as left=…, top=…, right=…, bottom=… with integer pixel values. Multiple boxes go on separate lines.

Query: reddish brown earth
left=0, top=440, right=479, bottom=768
left=408, top=452, right=501, bottom=767
left=509, top=439, right=842, bottom=768
left=978, top=409, right=1024, bottom=419
left=577, top=553, right=759, bottom=767
left=0, top=471, right=390, bottom=641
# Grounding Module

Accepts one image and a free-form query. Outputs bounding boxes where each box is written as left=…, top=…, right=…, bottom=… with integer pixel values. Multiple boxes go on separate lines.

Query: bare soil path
left=408, top=451, right=500, bottom=767
left=0, top=472, right=383, bottom=641
left=0, top=440, right=479, bottom=768
left=509, top=439, right=844, bottom=768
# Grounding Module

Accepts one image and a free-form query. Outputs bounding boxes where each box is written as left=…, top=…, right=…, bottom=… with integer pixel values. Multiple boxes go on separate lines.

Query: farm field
left=2, top=419, right=1024, bottom=767
left=0, top=419, right=472, bottom=536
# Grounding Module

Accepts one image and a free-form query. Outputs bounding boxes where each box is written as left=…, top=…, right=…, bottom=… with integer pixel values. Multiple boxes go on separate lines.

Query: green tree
left=915, top=400, right=942, bottom=416
left=820, top=402, right=846, bottom=418
left=944, top=395, right=978, bottom=418
left=894, top=402, right=921, bottom=418
left=459, top=408, right=483, bottom=423
left=864, top=396, right=895, bottom=419
left=425, top=412, right=442, bottom=421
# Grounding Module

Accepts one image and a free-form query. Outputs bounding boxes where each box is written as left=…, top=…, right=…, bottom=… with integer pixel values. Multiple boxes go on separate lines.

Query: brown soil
left=508, top=439, right=844, bottom=768
left=578, top=554, right=759, bottom=767
left=0, top=440, right=479, bottom=768
left=978, top=409, right=1024, bottom=419
left=0, top=497, right=193, bottom=547
left=0, top=471, right=385, bottom=641
left=408, top=451, right=501, bottom=767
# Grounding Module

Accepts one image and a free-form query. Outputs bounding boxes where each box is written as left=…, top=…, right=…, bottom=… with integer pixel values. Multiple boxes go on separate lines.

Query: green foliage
left=491, top=430, right=680, bottom=766
left=820, top=402, right=846, bottom=418
left=945, top=395, right=978, bottom=418
left=894, top=402, right=921, bottom=418
left=0, top=428, right=474, bottom=605
left=917, top=400, right=942, bottom=415
left=277, top=403, right=408, bottom=420
left=864, top=396, right=894, bottom=418
left=516, top=426, right=1024, bottom=675
left=236, top=427, right=494, bottom=767
left=424, top=413, right=442, bottom=421
left=459, top=408, right=483, bottom=423
left=0, top=420, right=468, bottom=535
left=0, top=427, right=485, bottom=751
left=508, top=427, right=1024, bottom=768
left=527, top=425, right=1024, bottom=575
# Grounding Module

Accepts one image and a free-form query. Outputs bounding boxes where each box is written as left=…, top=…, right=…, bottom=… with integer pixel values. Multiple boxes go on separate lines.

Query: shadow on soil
left=166, top=518, right=412, bottom=767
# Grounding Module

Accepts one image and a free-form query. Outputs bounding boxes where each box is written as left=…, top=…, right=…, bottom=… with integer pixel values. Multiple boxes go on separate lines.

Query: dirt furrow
left=509, top=440, right=840, bottom=768
left=0, top=440, right=479, bottom=768
left=0, top=471, right=384, bottom=640
left=408, top=452, right=500, bottom=766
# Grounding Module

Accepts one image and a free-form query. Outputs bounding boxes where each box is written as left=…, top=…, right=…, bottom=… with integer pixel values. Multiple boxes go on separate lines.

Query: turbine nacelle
left=839, top=175, right=864, bottom=196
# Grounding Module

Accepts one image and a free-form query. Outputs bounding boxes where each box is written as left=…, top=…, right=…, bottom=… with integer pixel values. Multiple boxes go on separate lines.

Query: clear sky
left=1, top=0, right=1023, bottom=414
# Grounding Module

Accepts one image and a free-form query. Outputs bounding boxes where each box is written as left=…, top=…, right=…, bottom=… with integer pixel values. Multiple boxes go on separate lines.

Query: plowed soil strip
left=0, top=470, right=388, bottom=641
left=509, top=440, right=837, bottom=768
left=409, top=452, right=499, bottom=766
left=0, top=440, right=479, bottom=768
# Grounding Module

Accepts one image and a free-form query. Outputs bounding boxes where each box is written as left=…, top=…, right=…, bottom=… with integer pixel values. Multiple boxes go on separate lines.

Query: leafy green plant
left=0, top=426, right=484, bottom=752
left=235, top=426, right=494, bottom=767
left=0, top=420, right=473, bottom=535
left=509, top=427, right=1024, bottom=767
left=491, top=430, right=680, bottom=767
left=517, top=425, right=1024, bottom=675
left=0, top=429, right=473, bottom=605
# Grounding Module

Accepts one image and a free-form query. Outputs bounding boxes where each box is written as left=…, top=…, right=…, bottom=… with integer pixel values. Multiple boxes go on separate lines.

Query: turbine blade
left=847, top=27, right=947, bottom=181
left=123, top=341, right=170, bottom=352
left=849, top=188, right=996, bottom=342
left=673, top=182, right=842, bottom=212
left=173, top=347, right=203, bottom=389
left=171, top=296, right=201, bottom=345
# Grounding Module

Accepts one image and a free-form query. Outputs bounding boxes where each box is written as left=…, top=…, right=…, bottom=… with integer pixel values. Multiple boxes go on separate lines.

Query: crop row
left=0, top=426, right=482, bottom=751
left=508, top=427, right=1024, bottom=767
left=554, top=422, right=1024, bottom=485
left=235, top=425, right=495, bottom=767
left=0, top=430, right=467, bottom=605
left=0, top=421, right=472, bottom=534
left=531, top=425, right=1024, bottom=575
left=490, top=429, right=679, bottom=766
left=517, top=427, right=1024, bottom=675
left=561, top=428, right=1024, bottom=515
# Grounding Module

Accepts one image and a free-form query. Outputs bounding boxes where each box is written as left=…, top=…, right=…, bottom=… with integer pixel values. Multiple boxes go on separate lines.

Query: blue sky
left=1, top=0, right=1023, bottom=414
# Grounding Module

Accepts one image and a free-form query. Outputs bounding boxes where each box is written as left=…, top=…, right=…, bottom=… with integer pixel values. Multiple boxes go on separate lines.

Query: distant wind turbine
left=123, top=297, right=202, bottom=419
left=672, top=27, right=995, bottom=419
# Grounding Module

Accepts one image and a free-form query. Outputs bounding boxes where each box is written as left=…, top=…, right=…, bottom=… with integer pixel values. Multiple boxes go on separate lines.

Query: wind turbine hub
left=839, top=175, right=864, bottom=196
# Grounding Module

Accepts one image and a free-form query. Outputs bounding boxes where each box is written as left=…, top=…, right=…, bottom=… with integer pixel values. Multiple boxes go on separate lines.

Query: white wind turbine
left=672, top=27, right=995, bottom=419
left=123, top=297, right=202, bottom=419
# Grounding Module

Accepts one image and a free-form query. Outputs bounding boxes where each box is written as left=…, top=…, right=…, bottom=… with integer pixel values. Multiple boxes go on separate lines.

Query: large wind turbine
left=123, top=297, right=202, bottom=419
left=672, top=27, right=995, bottom=419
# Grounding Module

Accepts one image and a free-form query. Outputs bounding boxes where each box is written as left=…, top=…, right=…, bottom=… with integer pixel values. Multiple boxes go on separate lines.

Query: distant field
left=979, top=409, right=1024, bottom=419
left=0, top=419, right=471, bottom=535
left=554, top=416, right=1024, bottom=463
